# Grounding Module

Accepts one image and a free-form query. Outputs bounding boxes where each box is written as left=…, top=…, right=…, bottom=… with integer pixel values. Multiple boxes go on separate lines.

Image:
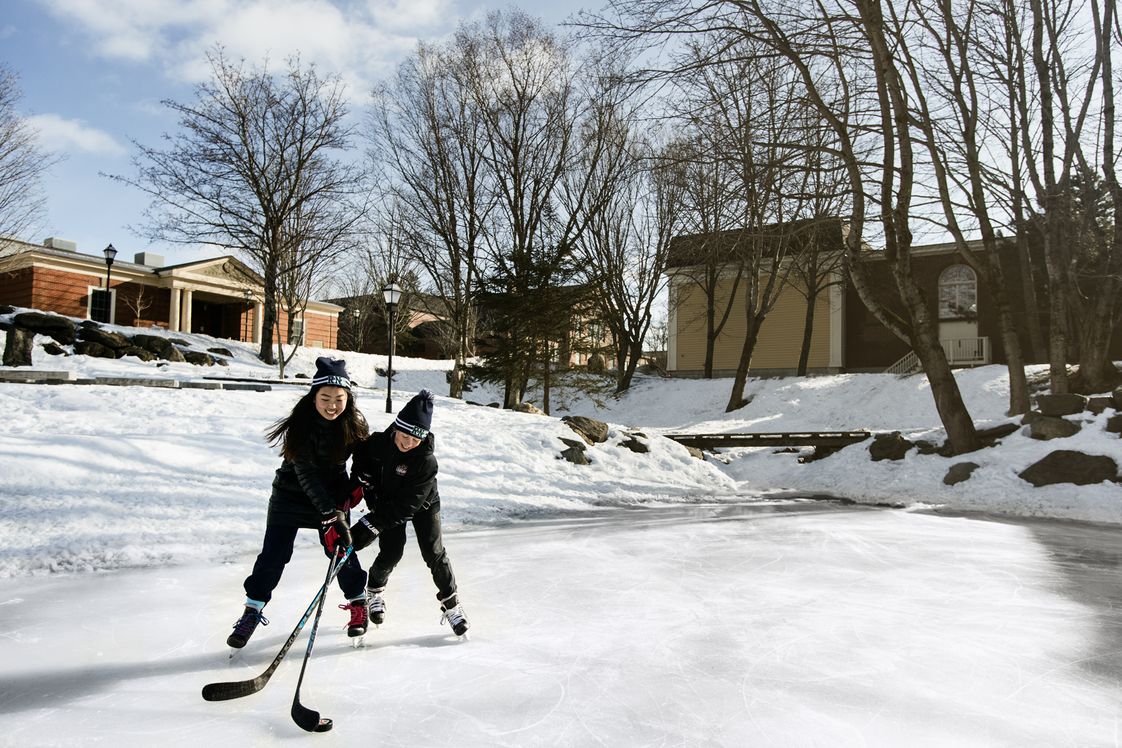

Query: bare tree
left=0, top=64, right=53, bottom=267
left=112, top=49, right=366, bottom=366
left=121, top=285, right=154, bottom=326
left=368, top=38, right=491, bottom=398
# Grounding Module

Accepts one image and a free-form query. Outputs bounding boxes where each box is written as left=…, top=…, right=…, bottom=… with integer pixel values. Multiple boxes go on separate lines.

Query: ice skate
left=366, top=587, right=386, bottom=627
left=340, top=597, right=368, bottom=645
left=439, top=594, right=469, bottom=638
left=227, top=605, right=268, bottom=650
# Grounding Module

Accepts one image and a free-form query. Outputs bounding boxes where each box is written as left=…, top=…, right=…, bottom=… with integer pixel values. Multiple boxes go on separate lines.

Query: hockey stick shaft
left=290, top=552, right=338, bottom=732
left=201, top=547, right=354, bottom=702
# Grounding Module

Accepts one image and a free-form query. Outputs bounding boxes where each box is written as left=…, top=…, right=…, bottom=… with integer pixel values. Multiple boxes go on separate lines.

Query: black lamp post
left=102, top=244, right=117, bottom=322
left=242, top=288, right=252, bottom=341
left=383, top=282, right=402, bottom=413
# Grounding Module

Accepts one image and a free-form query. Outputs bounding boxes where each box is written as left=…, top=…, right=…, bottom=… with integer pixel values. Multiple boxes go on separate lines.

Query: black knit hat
left=311, top=356, right=352, bottom=390
left=394, top=388, right=434, bottom=438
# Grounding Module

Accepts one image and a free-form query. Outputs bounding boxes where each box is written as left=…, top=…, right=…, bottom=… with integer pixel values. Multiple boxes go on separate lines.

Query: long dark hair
left=266, top=387, right=369, bottom=461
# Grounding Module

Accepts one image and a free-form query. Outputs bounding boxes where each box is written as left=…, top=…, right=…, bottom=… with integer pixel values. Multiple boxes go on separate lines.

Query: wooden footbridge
left=662, top=431, right=872, bottom=450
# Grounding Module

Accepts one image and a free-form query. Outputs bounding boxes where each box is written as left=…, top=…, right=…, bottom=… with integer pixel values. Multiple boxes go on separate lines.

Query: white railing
left=885, top=337, right=990, bottom=375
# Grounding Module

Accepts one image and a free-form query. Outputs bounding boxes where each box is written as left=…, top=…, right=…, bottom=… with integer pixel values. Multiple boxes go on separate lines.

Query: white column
left=182, top=289, right=194, bottom=333
left=666, top=277, right=678, bottom=373
left=169, top=287, right=182, bottom=332
left=253, top=302, right=264, bottom=344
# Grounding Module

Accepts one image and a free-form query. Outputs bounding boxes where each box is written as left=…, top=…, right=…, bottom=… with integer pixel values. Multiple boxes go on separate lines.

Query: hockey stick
left=201, top=547, right=354, bottom=702
left=290, top=550, right=339, bottom=732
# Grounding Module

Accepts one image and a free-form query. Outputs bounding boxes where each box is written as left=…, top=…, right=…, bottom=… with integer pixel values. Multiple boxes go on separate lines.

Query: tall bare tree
left=0, top=64, right=53, bottom=268
left=113, top=49, right=366, bottom=365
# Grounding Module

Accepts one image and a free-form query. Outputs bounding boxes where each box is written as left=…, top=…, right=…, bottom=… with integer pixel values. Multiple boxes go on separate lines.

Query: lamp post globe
left=382, top=282, right=402, bottom=413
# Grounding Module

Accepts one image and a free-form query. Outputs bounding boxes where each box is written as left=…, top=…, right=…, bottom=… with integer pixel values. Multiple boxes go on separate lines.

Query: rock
left=869, top=431, right=913, bottom=461
left=562, top=415, right=610, bottom=445
left=169, top=338, right=190, bottom=347
left=0, top=304, right=14, bottom=316
left=13, top=312, right=77, bottom=345
left=620, top=435, right=650, bottom=454
left=1035, top=393, right=1088, bottom=416
left=1087, top=397, right=1114, bottom=415
left=1020, top=410, right=1043, bottom=425
left=41, top=341, right=67, bottom=356
left=513, top=402, right=545, bottom=415
left=914, top=439, right=942, bottom=455
left=1028, top=416, right=1081, bottom=440
left=977, top=422, right=1020, bottom=442
left=78, top=326, right=130, bottom=350
left=943, top=462, right=980, bottom=486
left=131, top=334, right=186, bottom=362
left=684, top=445, right=705, bottom=460
left=74, top=340, right=119, bottom=359
left=2, top=326, right=34, bottom=366
left=799, top=445, right=842, bottom=463
left=207, top=347, right=233, bottom=357
left=119, top=346, right=157, bottom=362
left=182, top=350, right=217, bottom=366
left=1106, top=414, right=1122, bottom=435
left=1113, top=386, right=1122, bottom=411
left=557, top=437, right=590, bottom=465
left=1018, top=450, right=1119, bottom=487
left=295, top=372, right=309, bottom=379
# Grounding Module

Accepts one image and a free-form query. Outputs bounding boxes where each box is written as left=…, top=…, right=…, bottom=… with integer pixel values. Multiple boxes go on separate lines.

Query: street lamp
left=102, top=244, right=117, bottom=323
left=382, top=282, right=402, bottom=413
left=242, top=288, right=253, bottom=341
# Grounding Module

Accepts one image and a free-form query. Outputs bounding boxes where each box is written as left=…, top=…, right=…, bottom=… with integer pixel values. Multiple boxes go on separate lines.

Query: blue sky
left=5, top=0, right=594, bottom=266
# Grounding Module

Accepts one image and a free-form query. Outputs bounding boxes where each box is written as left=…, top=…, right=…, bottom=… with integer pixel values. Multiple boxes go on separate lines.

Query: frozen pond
left=1, top=500, right=1120, bottom=746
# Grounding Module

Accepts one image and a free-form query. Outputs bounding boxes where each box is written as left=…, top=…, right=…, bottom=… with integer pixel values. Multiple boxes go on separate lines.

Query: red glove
left=319, top=510, right=352, bottom=555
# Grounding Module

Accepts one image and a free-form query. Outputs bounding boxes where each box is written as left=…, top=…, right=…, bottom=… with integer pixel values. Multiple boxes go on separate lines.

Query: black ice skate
left=366, top=587, right=386, bottom=626
left=227, top=606, right=268, bottom=649
left=340, top=597, right=368, bottom=644
left=439, top=594, right=469, bottom=638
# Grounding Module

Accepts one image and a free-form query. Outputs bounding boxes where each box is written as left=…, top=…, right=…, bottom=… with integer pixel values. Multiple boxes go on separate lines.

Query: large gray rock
left=78, top=326, right=130, bottom=350
left=557, top=437, right=590, bottom=465
left=1018, top=450, right=1119, bottom=487
left=119, top=346, right=157, bottom=362
left=131, top=334, right=186, bottom=362
left=0, top=304, right=14, bottom=316
left=944, top=461, right=981, bottom=486
left=2, top=326, right=34, bottom=366
left=562, top=415, right=610, bottom=445
left=512, top=402, right=545, bottom=415
left=1087, top=397, right=1114, bottom=416
left=1028, top=416, right=1081, bottom=440
left=620, top=433, right=650, bottom=454
left=13, top=312, right=76, bottom=345
left=41, top=341, right=67, bottom=356
left=1035, top=393, right=1088, bottom=416
left=182, top=350, right=217, bottom=366
left=869, top=431, right=913, bottom=461
left=74, top=340, right=119, bottom=359
left=1106, top=414, right=1122, bottom=435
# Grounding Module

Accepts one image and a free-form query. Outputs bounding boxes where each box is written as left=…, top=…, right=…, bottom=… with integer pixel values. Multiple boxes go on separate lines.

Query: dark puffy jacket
left=267, top=417, right=354, bottom=528
left=351, top=427, right=439, bottom=532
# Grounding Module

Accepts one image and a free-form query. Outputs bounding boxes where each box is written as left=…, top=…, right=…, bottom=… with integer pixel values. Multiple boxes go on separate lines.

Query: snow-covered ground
left=3, top=315, right=1122, bottom=744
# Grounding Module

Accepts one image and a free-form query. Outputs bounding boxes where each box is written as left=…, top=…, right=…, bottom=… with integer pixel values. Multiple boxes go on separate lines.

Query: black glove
left=349, top=513, right=381, bottom=552
left=319, top=510, right=352, bottom=555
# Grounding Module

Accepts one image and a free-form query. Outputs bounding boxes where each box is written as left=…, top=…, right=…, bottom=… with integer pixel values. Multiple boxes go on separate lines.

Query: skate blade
left=350, top=635, right=365, bottom=648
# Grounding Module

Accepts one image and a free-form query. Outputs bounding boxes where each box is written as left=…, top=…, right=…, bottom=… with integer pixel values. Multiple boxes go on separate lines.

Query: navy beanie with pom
left=312, top=356, right=352, bottom=390
left=394, top=388, right=434, bottom=438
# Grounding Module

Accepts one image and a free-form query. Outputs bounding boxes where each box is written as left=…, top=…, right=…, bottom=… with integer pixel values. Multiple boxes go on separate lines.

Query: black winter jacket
left=267, top=416, right=355, bottom=528
left=350, top=427, right=439, bottom=532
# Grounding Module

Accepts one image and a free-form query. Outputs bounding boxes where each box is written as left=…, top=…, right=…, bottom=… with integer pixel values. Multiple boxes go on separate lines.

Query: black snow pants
left=366, top=501, right=457, bottom=601
left=243, top=524, right=367, bottom=604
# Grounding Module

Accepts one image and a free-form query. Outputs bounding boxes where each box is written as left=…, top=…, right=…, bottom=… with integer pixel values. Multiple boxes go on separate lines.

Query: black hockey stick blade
left=202, top=674, right=269, bottom=702
left=291, top=701, right=334, bottom=732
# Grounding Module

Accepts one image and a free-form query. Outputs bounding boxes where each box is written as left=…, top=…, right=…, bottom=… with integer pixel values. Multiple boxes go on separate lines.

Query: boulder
left=684, top=445, right=705, bottom=460
left=1113, top=385, right=1122, bottom=411
left=182, top=350, right=217, bottom=366
left=513, top=402, right=545, bottom=415
left=169, top=337, right=190, bottom=347
left=977, top=422, right=1020, bottom=443
left=74, top=340, right=118, bottom=359
left=557, top=437, right=590, bottom=465
left=943, top=462, right=980, bottom=486
left=41, top=341, right=67, bottom=356
left=207, top=347, right=234, bottom=357
left=1035, top=393, right=1088, bottom=416
left=562, top=415, right=610, bottom=445
left=1028, top=416, right=1081, bottom=440
left=78, top=326, right=130, bottom=350
left=119, top=346, right=157, bottom=362
left=131, top=334, right=186, bottom=362
left=0, top=304, right=14, bottom=316
left=1018, top=450, right=1119, bottom=487
left=1087, top=397, right=1114, bottom=416
left=1020, top=410, right=1043, bottom=426
left=2, top=326, right=34, bottom=366
left=620, top=434, right=650, bottom=454
left=13, top=312, right=76, bottom=345
left=1106, top=414, right=1122, bottom=435
left=869, top=431, right=913, bottom=461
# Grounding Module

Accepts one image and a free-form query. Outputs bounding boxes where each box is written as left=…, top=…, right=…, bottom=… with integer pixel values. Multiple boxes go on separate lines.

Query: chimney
left=42, top=237, right=78, bottom=252
left=134, top=252, right=165, bottom=267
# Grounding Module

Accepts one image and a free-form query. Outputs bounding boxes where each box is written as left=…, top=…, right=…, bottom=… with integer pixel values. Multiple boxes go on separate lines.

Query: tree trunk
left=616, top=338, right=644, bottom=393
left=725, top=318, right=761, bottom=412
left=703, top=301, right=716, bottom=378
left=983, top=254, right=1031, bottom=415
left=797, top=289, right=817, bottom=377
left=258, top=266, right=277, bottom=365
left=1074, top=283, right=1122, bottom=392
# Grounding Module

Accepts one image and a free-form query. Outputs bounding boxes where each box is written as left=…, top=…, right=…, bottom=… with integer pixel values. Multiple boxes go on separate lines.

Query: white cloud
left=367, top=0, right=452, bottom=31
left=24, top=113, right=128, bottom=157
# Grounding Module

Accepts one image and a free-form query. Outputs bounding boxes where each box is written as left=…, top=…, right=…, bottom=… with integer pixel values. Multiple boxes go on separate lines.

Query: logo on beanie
left=393, top=388, right=434, bottom=438
left=312, top=356, right=352, bottom=389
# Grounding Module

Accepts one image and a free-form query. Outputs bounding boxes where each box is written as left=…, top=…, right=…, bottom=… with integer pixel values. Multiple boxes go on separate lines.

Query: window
left=87, top=287, right=115, bottom=324
left=289, top=318, right=304, bottom=345
left=938, top=265, right=977, bottom=320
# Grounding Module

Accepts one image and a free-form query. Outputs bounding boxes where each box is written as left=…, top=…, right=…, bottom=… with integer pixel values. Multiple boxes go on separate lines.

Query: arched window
left=938, top=265, right=977, bottom=320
